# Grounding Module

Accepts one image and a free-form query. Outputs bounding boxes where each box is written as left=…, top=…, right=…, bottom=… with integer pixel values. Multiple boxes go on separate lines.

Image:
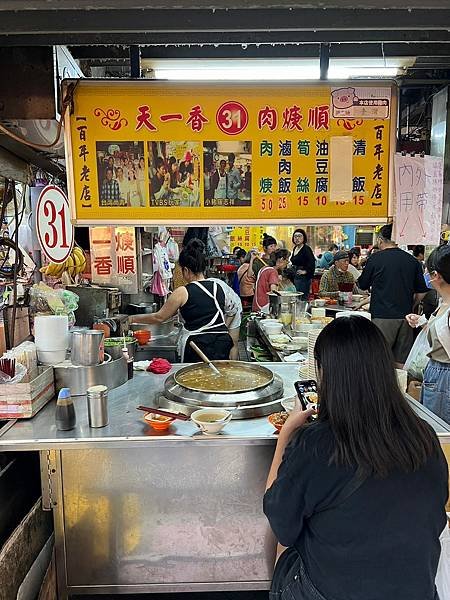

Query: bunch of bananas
left=40, top=246, right=87, bottom=280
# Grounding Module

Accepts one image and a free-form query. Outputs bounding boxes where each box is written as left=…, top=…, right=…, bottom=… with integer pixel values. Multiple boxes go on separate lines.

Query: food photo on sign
left=147, top=141, right=201, bottom=208
left=203, top=140, right=252, bottom=207
left=96, top=141, right=146, bottom=208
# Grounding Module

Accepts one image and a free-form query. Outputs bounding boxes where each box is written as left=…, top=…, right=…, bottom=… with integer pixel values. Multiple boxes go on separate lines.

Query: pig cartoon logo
left=331, top=87, right=357, bottom=110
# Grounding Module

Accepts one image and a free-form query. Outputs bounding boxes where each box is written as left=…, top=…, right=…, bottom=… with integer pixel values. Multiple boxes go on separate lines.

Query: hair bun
left=185, top=238, right=205, bottom=253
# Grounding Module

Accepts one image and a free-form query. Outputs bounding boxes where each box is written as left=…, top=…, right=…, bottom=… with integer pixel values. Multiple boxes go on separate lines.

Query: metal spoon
left=189, top=341, right=221, bottom=376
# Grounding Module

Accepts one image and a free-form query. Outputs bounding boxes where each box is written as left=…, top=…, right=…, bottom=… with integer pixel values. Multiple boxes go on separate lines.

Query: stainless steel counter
left=0, top=364, right=300, bottom=450
left=1, top=363, right=449, bottom=450
left=1, top=363, right=448, bottom=599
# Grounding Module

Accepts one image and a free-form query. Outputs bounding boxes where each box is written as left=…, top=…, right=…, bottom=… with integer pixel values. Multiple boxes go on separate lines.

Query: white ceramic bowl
left=290, top=335, right=308, bottom=349
left=352, top=294, right=363, bottom=302
left=191, top=409, right=232, bottom=435
left=263, top=323, right=284, bottom=335
left=314, top=299, right=326, bottom=307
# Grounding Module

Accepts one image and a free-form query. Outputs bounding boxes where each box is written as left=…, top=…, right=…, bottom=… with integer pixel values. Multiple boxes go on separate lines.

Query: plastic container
left=133, top=330, right=151, bottom=345
left=35, top=315, right=68, bottom=365
left=37, top=349, right=67, bottom=365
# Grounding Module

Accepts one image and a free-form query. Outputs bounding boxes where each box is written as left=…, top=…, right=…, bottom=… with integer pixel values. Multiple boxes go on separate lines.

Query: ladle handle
left=189, top=341, right=221, bottom=376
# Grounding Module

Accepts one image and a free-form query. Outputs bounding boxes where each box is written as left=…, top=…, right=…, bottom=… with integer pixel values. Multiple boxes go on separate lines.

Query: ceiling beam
left=69, top=42, right=450, bottom=61
left=0, top=9, right=450, bottom=36
left=4, top=30, right=450, bottom=47
left=0, top=0, right=449, bottom=9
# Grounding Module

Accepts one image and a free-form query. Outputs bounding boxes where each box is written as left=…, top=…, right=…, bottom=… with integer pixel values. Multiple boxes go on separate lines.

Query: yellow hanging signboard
left=64, top=80, right=395, bottom=225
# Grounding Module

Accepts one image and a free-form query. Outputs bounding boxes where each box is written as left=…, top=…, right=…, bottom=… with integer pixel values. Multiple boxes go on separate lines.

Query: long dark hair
left=314, top=316, right=440, bottom=477
left=179, top=238, right=206, bottom=275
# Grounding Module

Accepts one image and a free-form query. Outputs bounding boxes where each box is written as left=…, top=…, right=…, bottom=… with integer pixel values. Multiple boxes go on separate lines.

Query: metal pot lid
left=268, top=292, right=304, bottom=298
left=173, top=360, right=273, bottom=394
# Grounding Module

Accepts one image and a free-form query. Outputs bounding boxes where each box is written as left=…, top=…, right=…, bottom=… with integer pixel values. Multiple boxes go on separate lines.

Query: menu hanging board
left=64, top=80, right=395, bottom=225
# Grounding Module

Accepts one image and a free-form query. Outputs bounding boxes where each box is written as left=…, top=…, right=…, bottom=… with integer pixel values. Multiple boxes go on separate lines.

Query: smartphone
left=294, top=380, right=319, bottom=418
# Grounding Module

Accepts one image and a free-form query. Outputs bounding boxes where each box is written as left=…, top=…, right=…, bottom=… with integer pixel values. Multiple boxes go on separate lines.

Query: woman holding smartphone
left=264, top=316, right=447, bottom=600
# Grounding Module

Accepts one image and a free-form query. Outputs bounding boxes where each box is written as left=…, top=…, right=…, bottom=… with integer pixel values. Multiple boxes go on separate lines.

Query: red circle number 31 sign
left=36, top=185, right=74, bottom=264
left=216, top=101, right=249, bottom=135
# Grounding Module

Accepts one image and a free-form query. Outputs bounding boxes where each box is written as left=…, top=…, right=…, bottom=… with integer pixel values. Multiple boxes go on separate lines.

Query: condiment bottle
left=86, top=385, right=109, bottom=428
left=122, top=347, right=134, bottom=380
left=55, top=388, right=76, bottom=431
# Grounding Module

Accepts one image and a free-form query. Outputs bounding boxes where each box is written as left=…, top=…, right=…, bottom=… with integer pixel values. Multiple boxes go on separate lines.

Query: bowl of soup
left=190, top=409, right=232, bottom=435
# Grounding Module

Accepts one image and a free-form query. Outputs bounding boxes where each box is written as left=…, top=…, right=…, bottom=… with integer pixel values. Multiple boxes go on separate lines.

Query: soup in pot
left=175, top=363, right=272, bottom=393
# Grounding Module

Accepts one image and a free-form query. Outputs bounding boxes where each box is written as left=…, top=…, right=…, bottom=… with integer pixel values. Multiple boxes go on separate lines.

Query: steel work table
left=0, top=364, right=449, bottom=599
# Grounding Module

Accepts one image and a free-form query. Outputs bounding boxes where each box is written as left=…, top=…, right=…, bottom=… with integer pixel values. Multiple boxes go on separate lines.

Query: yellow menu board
left=64, top=80, right=395, bottom=225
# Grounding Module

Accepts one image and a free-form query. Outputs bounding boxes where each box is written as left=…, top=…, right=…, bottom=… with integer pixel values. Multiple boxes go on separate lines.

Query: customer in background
left=406, top=245, right=450, bottom=423
left=358, top=223, right=428, bottom=365
left=319, top=250, right=355, bottom=298
left=360, top=244, right=380, bottom=269
left=349, top=249, right=360, bottom=268
left=265, top=316, right=447, bottom=600
left=253, top=249, right=290, bottom=313
left=318, top=243, right=339, bottom=269
left=413, top=244, right=426, bottom=268
left=290, top=228, right=316, bottom=298
left=347, top=249, right=362, bottom=281
left=252, top=234, right=278, bottom=276
left=236, top=250, right=257, bottom=307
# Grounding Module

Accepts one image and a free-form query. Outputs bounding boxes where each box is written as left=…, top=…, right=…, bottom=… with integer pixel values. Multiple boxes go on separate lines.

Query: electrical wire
left=10, top=182, right=19, bottom=347
left=0, top=179, right=24, bottom=277
left=0, top=81, right=77, bottom=152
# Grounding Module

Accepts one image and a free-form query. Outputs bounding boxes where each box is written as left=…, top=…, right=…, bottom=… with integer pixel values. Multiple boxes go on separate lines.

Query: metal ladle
left=189, top=341, right=221, bottom=376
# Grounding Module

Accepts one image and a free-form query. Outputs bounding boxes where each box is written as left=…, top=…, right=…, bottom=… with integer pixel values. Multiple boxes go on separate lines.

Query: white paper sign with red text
left=36, top=185, right=74, bottom=263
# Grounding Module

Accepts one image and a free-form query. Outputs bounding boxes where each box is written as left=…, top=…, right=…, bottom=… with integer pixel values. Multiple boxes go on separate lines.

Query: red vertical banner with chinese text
left=90, top=226, right=138, bottom=293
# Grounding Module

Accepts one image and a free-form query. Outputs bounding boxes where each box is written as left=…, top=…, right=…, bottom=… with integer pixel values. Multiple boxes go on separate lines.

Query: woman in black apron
left=133, top=238, right=233, bottom=362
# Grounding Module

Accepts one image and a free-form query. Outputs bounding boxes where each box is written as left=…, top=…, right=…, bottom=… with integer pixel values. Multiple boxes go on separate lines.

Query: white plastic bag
left=436, top=525, right=450, bottom=600
left=403, top=327, right=431, bottom=381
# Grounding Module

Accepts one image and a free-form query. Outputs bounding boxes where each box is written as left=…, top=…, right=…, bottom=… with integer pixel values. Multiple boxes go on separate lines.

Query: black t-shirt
left=264, top=422, right=448, bottom=600
left=358, top=248, right=429, bottom=319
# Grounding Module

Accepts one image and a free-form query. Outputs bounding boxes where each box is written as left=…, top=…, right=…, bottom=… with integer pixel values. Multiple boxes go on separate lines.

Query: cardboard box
left=0, top=366, right=54, bottom=419
left=408, top=380, right=422, bottom=402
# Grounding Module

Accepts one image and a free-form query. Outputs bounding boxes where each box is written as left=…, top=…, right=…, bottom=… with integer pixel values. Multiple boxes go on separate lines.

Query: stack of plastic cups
left=34, top=315, right=68, bottom=365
